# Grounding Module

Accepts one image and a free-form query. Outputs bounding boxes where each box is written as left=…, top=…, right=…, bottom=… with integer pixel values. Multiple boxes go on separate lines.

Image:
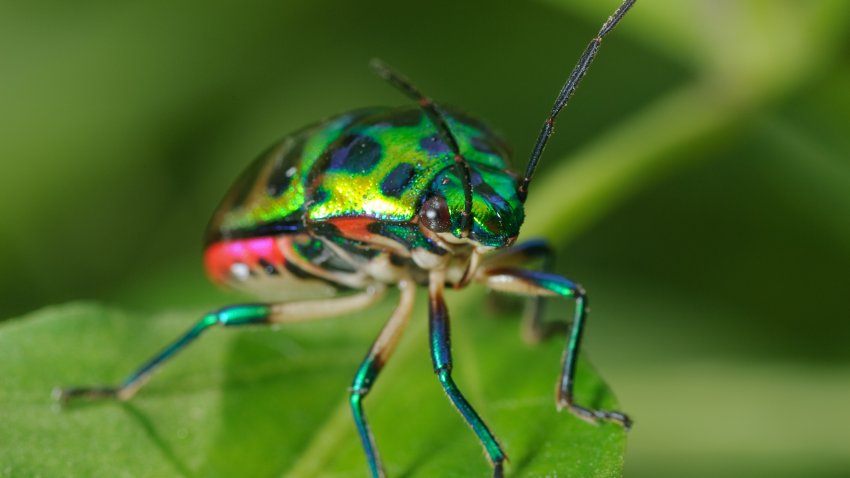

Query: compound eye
left=419, top=194, right=452, bottom=233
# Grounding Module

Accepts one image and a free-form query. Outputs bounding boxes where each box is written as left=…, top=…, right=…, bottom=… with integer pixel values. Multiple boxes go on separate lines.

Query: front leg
left=480, top=239, right=560, bottom=343
left=479, top=267, right=631, bottom=429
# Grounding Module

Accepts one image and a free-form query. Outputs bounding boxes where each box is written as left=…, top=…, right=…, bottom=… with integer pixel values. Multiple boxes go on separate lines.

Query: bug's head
left=419, top=165, right=524, bottom=249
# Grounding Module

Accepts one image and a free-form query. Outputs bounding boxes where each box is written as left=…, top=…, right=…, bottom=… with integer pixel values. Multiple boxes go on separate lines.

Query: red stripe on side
left=327, top=217, right=376, bottom=242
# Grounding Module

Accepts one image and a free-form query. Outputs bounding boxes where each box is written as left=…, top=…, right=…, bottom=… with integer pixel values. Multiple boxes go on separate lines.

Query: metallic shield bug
left=57, top=1, right=636, bottom=476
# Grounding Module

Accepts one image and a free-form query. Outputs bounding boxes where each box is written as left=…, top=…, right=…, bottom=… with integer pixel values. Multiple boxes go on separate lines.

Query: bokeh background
left=2, top=0, right=849, bottom=476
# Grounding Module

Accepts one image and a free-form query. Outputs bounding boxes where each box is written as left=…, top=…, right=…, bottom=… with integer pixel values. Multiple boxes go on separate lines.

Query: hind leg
left=55, top=287, right=385, bottom=402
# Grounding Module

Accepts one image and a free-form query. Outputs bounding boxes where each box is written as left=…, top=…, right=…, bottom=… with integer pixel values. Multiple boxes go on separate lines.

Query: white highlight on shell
left=230, top=262, right=251, bottom=281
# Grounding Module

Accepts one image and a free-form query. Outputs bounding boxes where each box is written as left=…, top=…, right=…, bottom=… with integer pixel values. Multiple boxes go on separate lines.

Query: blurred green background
left=2, top=0, right=849, bottom=476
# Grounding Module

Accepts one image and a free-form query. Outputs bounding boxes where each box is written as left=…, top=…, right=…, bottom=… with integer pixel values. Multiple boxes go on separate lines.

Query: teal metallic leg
left=481, top=239, right=559, bottom=343
left=480, top=267, right=631, bottom=428
left=56, top=287, right=385, bottom=403
left=55, top=303, right=271, bottom=402
left=350, top=280, right=416, bottom=478
left=429, top=271, right=506, bottom=478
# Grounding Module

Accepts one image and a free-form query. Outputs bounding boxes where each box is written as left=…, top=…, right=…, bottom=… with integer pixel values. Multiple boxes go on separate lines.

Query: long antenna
left=517, top=0, right=636, bottom=202
left=370, top=59, right=474, bottom=237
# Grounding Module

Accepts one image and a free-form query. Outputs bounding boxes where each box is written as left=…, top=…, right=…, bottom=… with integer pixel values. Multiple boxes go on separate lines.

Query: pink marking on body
left=204, top=237, right=285, bottom=284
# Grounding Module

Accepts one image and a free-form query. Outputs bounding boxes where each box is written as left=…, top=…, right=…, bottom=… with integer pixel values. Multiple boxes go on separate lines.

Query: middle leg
left=429, top=270, right=506, bottom=478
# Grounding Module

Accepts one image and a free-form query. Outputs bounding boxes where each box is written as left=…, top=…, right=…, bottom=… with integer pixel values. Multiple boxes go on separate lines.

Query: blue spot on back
left=380, top=163, right=416, bottom=198
left=328, top=135, right=382, bottom=174
left=419, top=134, right=451, bottom=156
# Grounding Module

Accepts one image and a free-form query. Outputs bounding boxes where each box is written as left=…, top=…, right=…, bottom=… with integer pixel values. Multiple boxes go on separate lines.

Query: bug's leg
left=350, top=280, right=416, bottom=478
left=479, top=267, right=631, bottom=429
left=480, top=239, right=559, bottom=343
left=429, top=271, right=506, bottom=478
left=55, top=286, right=385, bottom=403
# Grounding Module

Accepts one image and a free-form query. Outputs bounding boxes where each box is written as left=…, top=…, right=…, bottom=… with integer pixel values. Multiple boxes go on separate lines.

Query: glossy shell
left=203, top=106, right=524, bottom=293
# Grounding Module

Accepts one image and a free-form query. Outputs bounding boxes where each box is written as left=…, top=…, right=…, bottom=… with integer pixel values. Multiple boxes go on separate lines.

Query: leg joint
left=435, top=367, right=455, bottom=390
left=213, top=304, right=271, bottom=327
left=349, top=386, right=368, bottom=399
left=573, top=283, right=587, bottom=299
left=350, top=355, right=383, bottom=399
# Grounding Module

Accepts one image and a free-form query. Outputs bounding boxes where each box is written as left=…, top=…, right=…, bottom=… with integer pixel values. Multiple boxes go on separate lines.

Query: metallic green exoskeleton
left=57, top=1, right=636, bottom=476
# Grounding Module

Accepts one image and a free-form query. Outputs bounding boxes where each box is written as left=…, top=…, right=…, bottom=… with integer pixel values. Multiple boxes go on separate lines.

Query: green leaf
left=0, top=298, right=626, bottom=477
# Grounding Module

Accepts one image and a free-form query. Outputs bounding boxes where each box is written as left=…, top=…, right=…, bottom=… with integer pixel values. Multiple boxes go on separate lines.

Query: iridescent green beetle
left=57, top=1, right=635, bottom=476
